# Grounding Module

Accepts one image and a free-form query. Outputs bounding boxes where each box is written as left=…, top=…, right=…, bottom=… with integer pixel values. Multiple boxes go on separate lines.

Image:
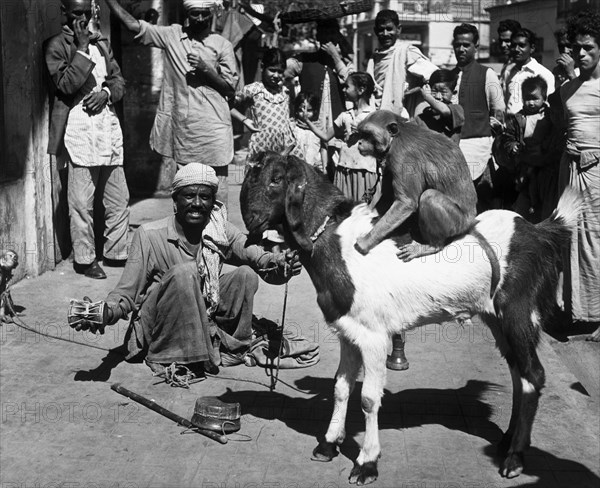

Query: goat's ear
left=387, top=121, right=400, bottom=137
left=284, top=158, right=314, bottom=253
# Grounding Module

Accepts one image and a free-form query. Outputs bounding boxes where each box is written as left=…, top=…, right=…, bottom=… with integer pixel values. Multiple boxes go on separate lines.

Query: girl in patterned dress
left=231, top=48, right=300, bottom=164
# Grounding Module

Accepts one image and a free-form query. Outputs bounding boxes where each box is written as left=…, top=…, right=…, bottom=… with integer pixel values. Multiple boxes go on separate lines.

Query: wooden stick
left=110, top=383, right=228, bottom=444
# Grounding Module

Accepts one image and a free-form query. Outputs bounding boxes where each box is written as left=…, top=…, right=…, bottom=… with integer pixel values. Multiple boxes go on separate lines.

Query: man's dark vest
left=298, top=52, right=345, bottom=122
left=455, top=61, right=491, bottom=139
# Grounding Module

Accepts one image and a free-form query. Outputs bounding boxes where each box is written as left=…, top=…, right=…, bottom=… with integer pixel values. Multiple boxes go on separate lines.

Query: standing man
left=45, top=0, right=130, bottom=279
left=553, top=27, right=578, bottom=87
left=558, top=11, right=600, bottom=341
left=497, top=19, right=521, bottom=80
left=104, top=0, right=238, bottom=204
left=451, top=23, right=505, bottom=209
left=502, top=28, right=555, bottom=115
left=367, top=9, right=438, bottom=119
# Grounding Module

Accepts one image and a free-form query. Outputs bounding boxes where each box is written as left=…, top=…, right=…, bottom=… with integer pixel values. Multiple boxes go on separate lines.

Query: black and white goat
left=240, top=152, right=581, bottom=485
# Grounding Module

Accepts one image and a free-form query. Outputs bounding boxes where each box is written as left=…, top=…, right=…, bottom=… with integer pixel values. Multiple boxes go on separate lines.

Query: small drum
left=191, top=396, right=241, bottom=434
left=67, top=298, right=105, bottom=331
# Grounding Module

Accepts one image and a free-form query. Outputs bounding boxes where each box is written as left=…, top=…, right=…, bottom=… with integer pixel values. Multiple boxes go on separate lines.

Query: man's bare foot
left=586, top=325, right=600, bottom=342
left=396, top=241, right=442, bottom=262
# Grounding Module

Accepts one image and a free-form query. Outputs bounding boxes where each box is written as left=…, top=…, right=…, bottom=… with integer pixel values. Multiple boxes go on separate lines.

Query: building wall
left=0, top=0, right=63, bottom=281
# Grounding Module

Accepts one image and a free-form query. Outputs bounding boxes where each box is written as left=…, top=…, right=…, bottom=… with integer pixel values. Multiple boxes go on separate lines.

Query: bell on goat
left=190, top=396, right=241, bottom=434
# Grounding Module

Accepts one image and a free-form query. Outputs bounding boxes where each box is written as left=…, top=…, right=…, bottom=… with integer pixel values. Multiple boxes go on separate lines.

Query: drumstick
left=110, top=383, right=228, bottom=444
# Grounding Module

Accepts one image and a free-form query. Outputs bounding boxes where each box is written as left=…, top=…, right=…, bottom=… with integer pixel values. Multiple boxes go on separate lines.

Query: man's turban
left=182, top=0, right=223, bottom=10
left=172, top=163, right=219, bottom=195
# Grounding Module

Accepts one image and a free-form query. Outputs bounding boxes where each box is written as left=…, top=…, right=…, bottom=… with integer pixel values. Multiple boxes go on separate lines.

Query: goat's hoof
left=501, top=452, right=524, bottom=478
left=349, top=461, right=378, bottom=485
left=311, top=440, right=338, bottom=462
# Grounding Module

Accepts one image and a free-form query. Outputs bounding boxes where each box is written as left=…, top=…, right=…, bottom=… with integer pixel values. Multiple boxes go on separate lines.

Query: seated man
left=70, top=163, right=300, bottom=381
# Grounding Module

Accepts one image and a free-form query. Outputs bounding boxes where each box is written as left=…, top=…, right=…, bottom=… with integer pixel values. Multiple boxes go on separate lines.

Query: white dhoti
left=459, top=136, right=494, bottom=181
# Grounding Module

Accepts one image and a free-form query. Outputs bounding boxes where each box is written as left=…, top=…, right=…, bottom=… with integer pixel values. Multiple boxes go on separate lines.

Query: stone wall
left=0, top=0, right=63, bottom=280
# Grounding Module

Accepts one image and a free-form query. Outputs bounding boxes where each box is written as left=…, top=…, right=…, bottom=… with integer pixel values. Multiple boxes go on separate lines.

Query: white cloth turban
left=182, top=0, right=223, bottom=10
left=172, top=163, right=219, bottom=195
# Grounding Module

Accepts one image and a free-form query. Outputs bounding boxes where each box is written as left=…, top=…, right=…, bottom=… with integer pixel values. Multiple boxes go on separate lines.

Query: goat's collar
left=310, top=215, right=331, bottom=243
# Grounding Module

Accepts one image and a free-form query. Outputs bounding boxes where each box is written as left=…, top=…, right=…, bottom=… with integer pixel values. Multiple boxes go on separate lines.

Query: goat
left=240, top=152, right=581, bottom=486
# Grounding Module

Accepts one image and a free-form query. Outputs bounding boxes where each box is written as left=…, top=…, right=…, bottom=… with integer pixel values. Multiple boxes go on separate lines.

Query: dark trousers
left=130, top=262, right=259, bottom=366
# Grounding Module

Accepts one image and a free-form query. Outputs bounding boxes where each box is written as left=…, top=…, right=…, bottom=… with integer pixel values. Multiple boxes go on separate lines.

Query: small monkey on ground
left=0, top=250, right=19, bottom=323
left=355, top=110, right=477, bottom=260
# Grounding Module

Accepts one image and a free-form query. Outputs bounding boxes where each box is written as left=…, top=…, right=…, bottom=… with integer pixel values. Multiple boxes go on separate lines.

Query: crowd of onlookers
left=47, top=0, right=599, bottom=342
left=269, top=9, right=600, bottom=338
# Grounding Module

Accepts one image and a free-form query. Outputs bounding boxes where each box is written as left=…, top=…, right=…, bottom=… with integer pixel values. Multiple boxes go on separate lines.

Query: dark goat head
left=240, top=151, right=315, bottom=253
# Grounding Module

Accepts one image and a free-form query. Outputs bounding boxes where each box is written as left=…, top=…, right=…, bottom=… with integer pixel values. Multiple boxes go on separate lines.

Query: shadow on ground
left=74, top=344, right=129, bottom=382
left=220, top=377, right=600, bottom=486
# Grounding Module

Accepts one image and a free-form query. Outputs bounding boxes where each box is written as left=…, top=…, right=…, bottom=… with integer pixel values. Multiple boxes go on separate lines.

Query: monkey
left=0, top=250, right=19, bottom=323
left=355, top=110, right=477, bottom=260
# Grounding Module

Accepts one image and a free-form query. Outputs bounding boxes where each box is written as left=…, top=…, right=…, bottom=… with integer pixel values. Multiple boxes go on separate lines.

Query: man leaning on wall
left=45, top=0, right=130, bottom=280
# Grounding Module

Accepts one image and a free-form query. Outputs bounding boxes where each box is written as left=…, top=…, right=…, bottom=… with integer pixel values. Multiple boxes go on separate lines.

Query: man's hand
left=556, top=53, right=576, bottom=80
left=83, top=91, right=109, bottom=115
left=187, top=52, right=211, bottom=73
left=489, top=116, right=504, bottom=135
left=67, top=297, right=113, bottom=335
left=276, top=250, right=302, bottom=278
left=320, top=42, right=342, bottom=63
left=73, top=18, right=91, bottom=53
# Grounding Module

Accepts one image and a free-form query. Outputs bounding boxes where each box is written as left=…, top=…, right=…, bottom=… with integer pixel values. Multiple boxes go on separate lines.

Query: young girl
left=291, top=92, right=327, bottom=172
left=231, top=48, right=301, bottom=163
left=302, top=72, right=378, bottom=203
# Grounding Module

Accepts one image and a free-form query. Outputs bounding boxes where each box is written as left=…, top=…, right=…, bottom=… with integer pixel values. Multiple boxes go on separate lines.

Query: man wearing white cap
left=72, top=163, right=300, bottom=381
left=105, top=0, right=238, bottom=203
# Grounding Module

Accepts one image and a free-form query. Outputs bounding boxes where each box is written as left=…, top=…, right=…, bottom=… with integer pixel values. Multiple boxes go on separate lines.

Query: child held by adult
left=231, top=48, right=301, bottom=164
left=412, top=69, right=464, bottom=143
left=301, top=72, right=378, bottom=204
left=494, top=76, right=559, bottom=222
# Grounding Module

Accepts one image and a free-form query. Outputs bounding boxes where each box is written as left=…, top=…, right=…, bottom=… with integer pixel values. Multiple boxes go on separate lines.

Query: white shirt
left=502, top=58, right=555, bottom=115
left=63, top=45, right=123, bottom=167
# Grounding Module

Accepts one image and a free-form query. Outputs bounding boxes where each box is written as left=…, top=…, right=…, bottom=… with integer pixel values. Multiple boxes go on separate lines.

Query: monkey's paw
left=396, top=242, right=441, bottom=262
